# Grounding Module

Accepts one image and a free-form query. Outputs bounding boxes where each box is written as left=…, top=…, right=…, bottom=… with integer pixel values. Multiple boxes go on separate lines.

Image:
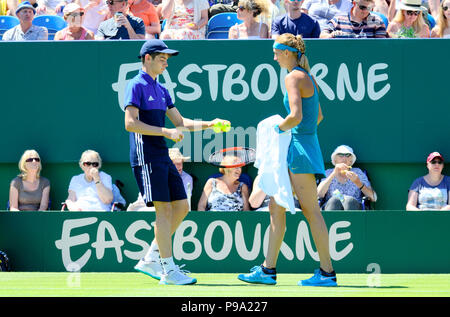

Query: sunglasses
left=358, top=4, right=372, bottom=11
left=406, top=10, right=420, bottom=16
left=25, top=158, right=40, bottom=163
left=289, top=0, right=303, bottom=1
left=443, top=6, right=449, bottom=11
left=337, top=153, right=352, bottom=158
left=68, top=12, right=84, bottom=17
left=83, top=162, right=100, bottom=167
left=237, top=6, right=246, bottom=10
left=105, top=0, right=125, bottom=5
left=429, top=160, right=443, bottom=165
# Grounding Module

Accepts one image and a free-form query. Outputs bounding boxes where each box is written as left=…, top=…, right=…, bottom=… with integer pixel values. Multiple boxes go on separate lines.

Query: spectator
left=128, top=0, right=161, bottom=38
left=197, top=155, right=250, bottom=211
left=9, top=149, right=50, bottom=211
left=2, top=1, right=48, bottom=40
left=271, top=0, right=321, bottom=39
left=431, top=0, right=450, bottom=38
left=65, top=150, right=114, bottom=211
left=406, top=152, right=450, bottom=211
left=386, top=0, right=429, bottom=38
left=95, top=0, right=145, bottom=39
left=36, top=0, right=66, bottom=15
left=317, top=145, right=376, bottom=210
left=168, top=147, right=193, bottom=209
left=76, top=0, right=108, bottom=34
left=320, top=0, right=388, bottom=38
left=0, top=0, right=9, bottom=15
left=301, top=0, right=352, bottom=31
left=160, top=0, right=209, bottom=39
left=249, top=175, right=301, bottom=211
left=54, top=3, right=95, bottom=39
left=209, top=0, right=238, bottom=18
left=228, top=0, right=270, bottom=38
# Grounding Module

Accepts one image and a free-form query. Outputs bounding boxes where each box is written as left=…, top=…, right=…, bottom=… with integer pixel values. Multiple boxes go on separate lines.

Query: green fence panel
left=0, top=211, right=448, bottom=273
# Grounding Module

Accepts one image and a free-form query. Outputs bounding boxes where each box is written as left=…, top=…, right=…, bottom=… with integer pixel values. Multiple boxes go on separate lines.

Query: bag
left=0, top=250, right=10, bottom=271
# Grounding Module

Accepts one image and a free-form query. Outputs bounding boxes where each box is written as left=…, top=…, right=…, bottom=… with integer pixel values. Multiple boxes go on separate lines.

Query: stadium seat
left=32, top=15, right=67, bottom=40
left=0, top=15, right=20, bottom=40
left=206, top=12, right=242, bottom=39
left=427, top=13, right=436, bottom=29
left=371, top=11, right=388, bottom=28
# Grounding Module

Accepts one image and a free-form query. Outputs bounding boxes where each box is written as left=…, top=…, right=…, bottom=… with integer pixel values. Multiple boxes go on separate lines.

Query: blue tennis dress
left=284, top=66, right=325, bottom=178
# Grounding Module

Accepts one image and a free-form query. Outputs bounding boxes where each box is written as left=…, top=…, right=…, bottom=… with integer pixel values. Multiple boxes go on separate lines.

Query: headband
left=273, top=42, right=299, bottom=52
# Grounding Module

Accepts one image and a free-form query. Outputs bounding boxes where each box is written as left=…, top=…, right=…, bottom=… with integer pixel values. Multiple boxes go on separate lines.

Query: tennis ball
left=213, top=122, right=223, bottom=133
left=222, top=122, right=231, bottom=132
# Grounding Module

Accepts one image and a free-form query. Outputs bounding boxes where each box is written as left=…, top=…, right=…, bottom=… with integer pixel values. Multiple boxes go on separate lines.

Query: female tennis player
left=238, top=33, right=337, bottom=287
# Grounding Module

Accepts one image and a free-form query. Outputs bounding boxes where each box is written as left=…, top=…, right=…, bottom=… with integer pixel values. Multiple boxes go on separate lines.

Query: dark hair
left=141, top=52, right=162, bottom=63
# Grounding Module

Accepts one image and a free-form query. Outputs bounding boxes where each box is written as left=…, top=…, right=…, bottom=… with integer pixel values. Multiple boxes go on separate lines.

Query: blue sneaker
left=238, top=266, right=277, bottom=285
left=298, top=269, right=337, bottom=287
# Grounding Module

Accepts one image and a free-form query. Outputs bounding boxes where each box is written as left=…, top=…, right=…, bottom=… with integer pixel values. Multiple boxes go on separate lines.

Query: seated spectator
left=160, top=0, right=209, bottom=39
left=78, top=0, right=108, bottom=34
left=169, top=147, right=193, bottom=209
left=271, top=0, right=321, bottom=39
left=2, top=1, right=48, bottom=40
left=386, top=0, right=429, bottom=38
left=249, top=174, right=301, bottom=211
left=36, top=0, right=66, bottom=15
left=54, top=3, right=95, bottom=40
left=431, top=0, right=450, bottom=38
left=95, top=0, right=145, bottom=39
left=9, top=149, right=50, bottom=211
left=65, top=150, right=114, bottom=211
left=209, top=0, right=238, bottom=18
left=317, top=145, right=376, bottom=211
left=406, top=152, right=450, bottom=211
left=128, top=0, right=161, bottom=38
left=301, top=0, right=352, bottom=31
left=228, top=0, right=270, bottom=39
left=320, top=0, right=387, bottom=38
left=197, top=155, right=250, bottom=211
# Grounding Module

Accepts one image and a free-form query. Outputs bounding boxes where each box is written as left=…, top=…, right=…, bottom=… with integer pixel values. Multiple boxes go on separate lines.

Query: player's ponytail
left=295, top=35, right=310, bottom=73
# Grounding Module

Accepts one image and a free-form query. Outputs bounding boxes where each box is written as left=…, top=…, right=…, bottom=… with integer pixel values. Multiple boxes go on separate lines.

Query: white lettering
left=329, top=221, right=354, bottom=260
left=202, top=64, right=227, bottom=101
left=251, top=64, right=278, bottom=101
left=91, top=220, right=125, bottom=263
left=173, top=220, right=202, bottom=261
left=204, top=221, right=233, bottom=260
left=367, top=63, right=391, bottom=100
left=123, top=220, right=152, bottom=260
left=235, top=221, right=261, bottom=261
left=295, top=220, right=319, bottom=261
left=176, top=64, right=203, bottom=101
left=223, top=64, right=249, bottom=101
left=337, top=63, right=365, bottom=101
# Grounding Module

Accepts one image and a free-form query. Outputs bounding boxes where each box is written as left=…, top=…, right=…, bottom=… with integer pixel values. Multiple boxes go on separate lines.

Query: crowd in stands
left=2, top=0, right=450, bottom=40
left=7, top=147, right=450, bottom=211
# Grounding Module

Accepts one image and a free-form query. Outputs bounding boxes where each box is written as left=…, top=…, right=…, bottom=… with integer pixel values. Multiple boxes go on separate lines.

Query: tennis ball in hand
left=222, top=122, right=231, bottom=132
left=213, top=122, right=223, bottom=133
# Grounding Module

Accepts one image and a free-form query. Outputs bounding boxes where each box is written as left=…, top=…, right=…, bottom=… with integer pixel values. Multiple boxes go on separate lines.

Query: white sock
left=160, top=257, right=176, bottom=274
left=143, top=240, right=159, bottom=262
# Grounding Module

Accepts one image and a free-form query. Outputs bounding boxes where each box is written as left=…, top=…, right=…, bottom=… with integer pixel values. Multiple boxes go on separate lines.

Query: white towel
left=255, top=115, right=296, bottom=214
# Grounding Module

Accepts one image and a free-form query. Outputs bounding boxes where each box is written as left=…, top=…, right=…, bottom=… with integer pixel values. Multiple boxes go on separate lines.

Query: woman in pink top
left=54, top=3, right=95, bottom=40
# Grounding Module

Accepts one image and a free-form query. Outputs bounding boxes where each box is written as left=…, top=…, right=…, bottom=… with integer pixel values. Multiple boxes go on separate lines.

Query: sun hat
left=397, top=0, right=427, bottom=12
left=138, top=39, right=179, bottom=59
left=168, top=148, right=190, bottom=161
left=15, top=1, right=36, bottom=15
left=331, top=145, right=357, bottom=166
left=426, top=152, right=444, bottom=163
left=63, top=3, right=84, bottom=15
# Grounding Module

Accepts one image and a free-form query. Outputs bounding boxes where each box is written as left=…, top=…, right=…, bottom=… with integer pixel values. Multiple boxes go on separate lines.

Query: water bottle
left=332, top=189, right=345, bottom=204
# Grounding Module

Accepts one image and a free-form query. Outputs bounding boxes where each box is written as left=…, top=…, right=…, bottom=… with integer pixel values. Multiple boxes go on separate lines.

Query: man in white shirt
left=2, top=1, right=48, bottom=40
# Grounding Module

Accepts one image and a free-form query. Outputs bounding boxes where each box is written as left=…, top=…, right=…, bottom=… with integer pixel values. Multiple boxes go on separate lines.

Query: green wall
left=0, top=211, right=448, bottom=273
left=0, top=39, right=449, bottom=210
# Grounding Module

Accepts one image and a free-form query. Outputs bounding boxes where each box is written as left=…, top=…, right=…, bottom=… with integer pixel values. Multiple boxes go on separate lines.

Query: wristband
left=274, top=125, right=285, bottom=134
left=95, top=180, right=101, bottom=184
left=359, top=184, right=364, bottom=190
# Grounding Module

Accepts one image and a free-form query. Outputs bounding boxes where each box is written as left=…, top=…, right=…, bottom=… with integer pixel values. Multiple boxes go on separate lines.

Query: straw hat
left=168, top=148, right=190, bottom=161
left=397, top=0, right=427, bottom=12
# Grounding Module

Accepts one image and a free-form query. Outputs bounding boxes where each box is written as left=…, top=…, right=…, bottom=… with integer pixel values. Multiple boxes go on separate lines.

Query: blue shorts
left=132, top=161, right=187, bottom=204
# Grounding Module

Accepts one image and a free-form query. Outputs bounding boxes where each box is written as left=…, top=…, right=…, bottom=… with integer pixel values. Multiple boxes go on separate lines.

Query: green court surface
left=0, top=273, right=449, bottom=297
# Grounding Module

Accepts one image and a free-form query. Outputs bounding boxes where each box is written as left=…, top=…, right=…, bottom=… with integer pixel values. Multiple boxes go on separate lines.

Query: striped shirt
left=323, top=12, right=387, bottom=38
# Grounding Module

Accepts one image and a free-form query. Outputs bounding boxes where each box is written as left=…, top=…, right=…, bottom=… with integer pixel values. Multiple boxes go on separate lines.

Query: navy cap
left=16, top=1, right=36, bottom=15
left=138, top=39, right=179, bottom=59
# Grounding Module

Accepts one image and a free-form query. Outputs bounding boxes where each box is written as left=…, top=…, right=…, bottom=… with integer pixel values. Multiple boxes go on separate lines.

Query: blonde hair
left=218, top=155, right=242, bottom=174
left=239, top=0, right=270, bottom=18
left=393, top=9, right=427, bottom=36
left=275, top=33, right=310, bottom=72
left=436, top=1, right=450, bottom=38
left=79, top=149, right=102, bottom=169
left=18, top=149, right=42, bottom=179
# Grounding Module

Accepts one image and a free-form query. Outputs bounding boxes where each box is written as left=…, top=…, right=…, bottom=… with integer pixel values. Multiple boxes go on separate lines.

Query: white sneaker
left=159, top=265, right=197, bottom=285
left=134, top=258, right=163, bottom=280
